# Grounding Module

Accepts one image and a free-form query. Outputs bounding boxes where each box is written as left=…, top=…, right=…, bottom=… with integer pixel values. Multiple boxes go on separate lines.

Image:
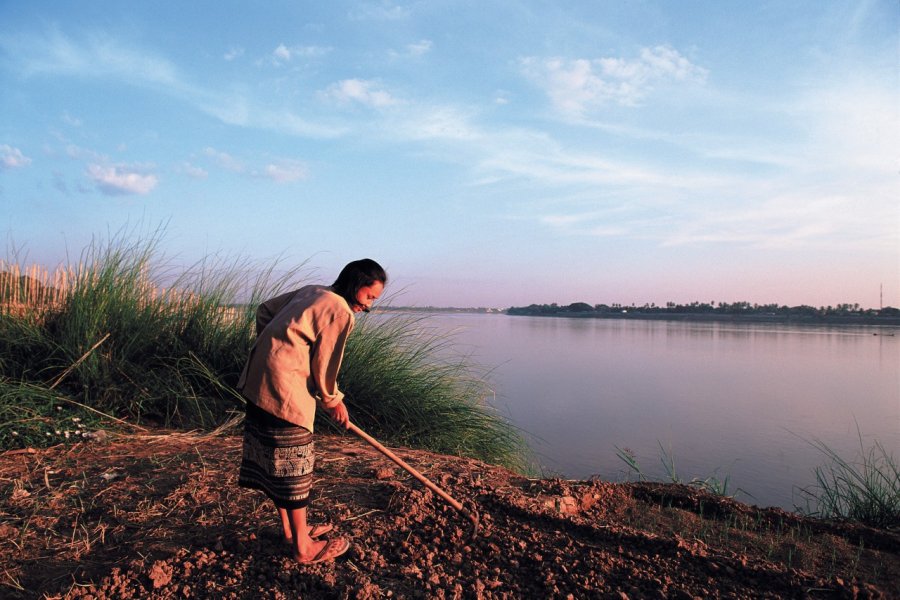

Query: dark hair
left=331, top=258, right=387, bottom=308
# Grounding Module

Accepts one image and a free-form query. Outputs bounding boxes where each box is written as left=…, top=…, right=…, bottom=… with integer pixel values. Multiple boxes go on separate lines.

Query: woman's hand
left=326, top=401, right=350, bottom=429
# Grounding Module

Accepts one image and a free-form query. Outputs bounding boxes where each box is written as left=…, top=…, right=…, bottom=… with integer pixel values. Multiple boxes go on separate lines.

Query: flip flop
left=298, top=537, right=351, bottom=565
left=284, top=523, right=334, bottom=544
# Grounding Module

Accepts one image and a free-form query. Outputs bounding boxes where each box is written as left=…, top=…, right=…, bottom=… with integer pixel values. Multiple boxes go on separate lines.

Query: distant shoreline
left=506, top=311, right=900, bottom=327
left=374, top=306, right=900, bottom=327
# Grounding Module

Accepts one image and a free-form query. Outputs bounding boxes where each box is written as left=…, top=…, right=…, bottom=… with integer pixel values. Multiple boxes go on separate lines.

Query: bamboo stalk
left=49, top=333, right=111, bottom=390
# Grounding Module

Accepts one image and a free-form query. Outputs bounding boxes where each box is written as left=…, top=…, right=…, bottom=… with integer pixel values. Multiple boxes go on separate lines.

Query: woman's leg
left=286, top=506, right=322, bottom=560
left=277, top=505, right=333, bottom=543
left=285, top=506, right=349, bottom=563
left=278, top=506, right=292, bottom=542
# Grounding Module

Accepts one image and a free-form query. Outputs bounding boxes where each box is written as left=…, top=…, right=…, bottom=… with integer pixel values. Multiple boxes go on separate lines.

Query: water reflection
left=371, top=313, right=899, bottom=510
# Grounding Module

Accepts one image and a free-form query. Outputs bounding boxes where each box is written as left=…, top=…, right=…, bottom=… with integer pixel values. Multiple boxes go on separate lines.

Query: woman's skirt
left=238, top=402, right=315, bottom=509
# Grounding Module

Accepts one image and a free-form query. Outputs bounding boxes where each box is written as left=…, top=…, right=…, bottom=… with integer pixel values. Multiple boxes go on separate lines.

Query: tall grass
left=796, top=431, right=900, bottom=529
left=1, top=233, right=293, bottom=430
left=0, top=233, right=529, bottom=471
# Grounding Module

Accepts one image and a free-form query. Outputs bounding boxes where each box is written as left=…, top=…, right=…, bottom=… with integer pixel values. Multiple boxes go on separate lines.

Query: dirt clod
left=1, top=432, right=898, bottom=599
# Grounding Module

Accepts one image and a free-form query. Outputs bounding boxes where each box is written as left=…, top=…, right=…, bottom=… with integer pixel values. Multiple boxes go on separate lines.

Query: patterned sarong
left=238, top=402, right=315, bottom=509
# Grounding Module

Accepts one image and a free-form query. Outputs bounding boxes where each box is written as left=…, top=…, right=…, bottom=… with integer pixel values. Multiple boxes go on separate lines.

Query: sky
left=1, top=1, right=897, bottom=309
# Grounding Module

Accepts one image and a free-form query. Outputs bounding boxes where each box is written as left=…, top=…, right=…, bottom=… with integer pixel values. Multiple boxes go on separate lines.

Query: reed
left=796, top=429, right=900, bottom=529
left=0, top=234, right=529, bottom=472
left=0, top=232, right=304, bottom=441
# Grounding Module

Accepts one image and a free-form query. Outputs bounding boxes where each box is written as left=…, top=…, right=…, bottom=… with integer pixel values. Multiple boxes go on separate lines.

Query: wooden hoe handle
left=348, top=422, right=476, bottom=526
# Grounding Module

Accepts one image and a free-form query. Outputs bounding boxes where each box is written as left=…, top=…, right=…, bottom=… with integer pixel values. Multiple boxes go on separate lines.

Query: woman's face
left=353, top=281, right=384, bottom=313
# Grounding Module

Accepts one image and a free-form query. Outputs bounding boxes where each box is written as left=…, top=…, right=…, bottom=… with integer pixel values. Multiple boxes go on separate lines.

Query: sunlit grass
left=796, top=429, right=900, bottom=529
left=0, top=231, right=529, bottom=472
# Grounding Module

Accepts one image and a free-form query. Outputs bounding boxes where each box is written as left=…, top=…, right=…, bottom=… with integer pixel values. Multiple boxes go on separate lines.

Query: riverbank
left=2, top=431, right=896, bottom=599
left=506, top=311, right=900, bottom=327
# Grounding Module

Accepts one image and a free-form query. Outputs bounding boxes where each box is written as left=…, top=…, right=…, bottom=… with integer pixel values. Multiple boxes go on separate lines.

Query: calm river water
left=374, top=313, right=899, bottom=511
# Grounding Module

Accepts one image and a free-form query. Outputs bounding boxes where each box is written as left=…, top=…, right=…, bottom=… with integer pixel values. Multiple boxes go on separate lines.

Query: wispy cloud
left=11, top=29, right=180, bottom=87
left=389, top=39, right=433, bottom=59
left=179, top=162, right=208, bottom=179
left=321, top=79, right=398, bottom=108
left=521, top=45, right=708, bottom=114
left=381, top=82, right=894, bottom=253
left=87, top=164, right=158, bottom=195
left=349, top=1, right=411, bottom=21
left=259, top=159, right=307, bottom=183
left=3, top=30, right=346, bottom=140
left=201, top=148, right=307, bottom=183
left=388, top=105, right=484, bottom=143
left=0, top=145, right=31, bottom=170
left=223, top=46, right=244, bottom=61
left=203, top=147, right=246, bottom=173
left=61, top=111, right=82, bottom=127
left=268, top=43, right=331, bottom=66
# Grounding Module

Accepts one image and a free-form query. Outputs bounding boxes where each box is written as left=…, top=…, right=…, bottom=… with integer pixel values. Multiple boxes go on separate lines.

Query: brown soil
left=1, top=432, right=897, bottom=599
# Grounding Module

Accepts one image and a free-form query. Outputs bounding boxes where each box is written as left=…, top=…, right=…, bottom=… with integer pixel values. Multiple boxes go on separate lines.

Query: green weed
left=796, top=427, right=899, bottom=529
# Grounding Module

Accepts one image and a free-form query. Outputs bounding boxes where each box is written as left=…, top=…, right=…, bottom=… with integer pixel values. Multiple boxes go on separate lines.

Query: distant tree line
left=507, top=301, right=900, bottom=322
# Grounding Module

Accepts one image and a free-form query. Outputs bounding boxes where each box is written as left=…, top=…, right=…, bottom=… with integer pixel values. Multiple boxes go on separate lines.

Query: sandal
left=298, top=537, right=351, bottom=565
left=284, top=523, right=335, bottom=544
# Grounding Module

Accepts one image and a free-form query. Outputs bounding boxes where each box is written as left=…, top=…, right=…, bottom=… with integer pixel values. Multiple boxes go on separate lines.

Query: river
left=373, top=312, right=899, bottom=511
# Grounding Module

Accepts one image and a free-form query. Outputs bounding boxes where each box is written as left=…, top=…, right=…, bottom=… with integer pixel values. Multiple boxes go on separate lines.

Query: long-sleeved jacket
left=237, top=285, right=354, bottom=432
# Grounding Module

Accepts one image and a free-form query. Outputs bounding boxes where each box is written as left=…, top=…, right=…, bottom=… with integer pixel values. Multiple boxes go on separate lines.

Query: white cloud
left=87, top=164, right=158, bottom=195
left=200, top=148, right=307, bottom=182
left=180, top=162, right=208, bottom=179
left=16, top=29, right=181, bottom=87
left=801, top=82, right=899, bottom=172
left=4, top=30, right=348, bottom=140
left=203, top=147, right=246, bottom=173
left=408, top=40, right=433, bottom=56
left=521, top=45, right=708, bottom=114
left=392, top=105, right=483, bottom=142
left=0, top=145, right=31, bottom=170
left=224, top=46, right=244, bottom=61
left=269, top=43, right=330, bottom=65
left=390, top=39, right=433, bottom=59
left=350, top=2, right=411, bottom=21
left=322, top=79, right=398, bottom=108
left=259, top=160, right=307, bottom=183
left=61, top=111, right=82, bottom=127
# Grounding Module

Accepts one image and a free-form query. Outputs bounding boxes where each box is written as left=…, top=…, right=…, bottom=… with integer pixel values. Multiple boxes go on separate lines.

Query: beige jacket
left=237, top=285, right=354, bottom=432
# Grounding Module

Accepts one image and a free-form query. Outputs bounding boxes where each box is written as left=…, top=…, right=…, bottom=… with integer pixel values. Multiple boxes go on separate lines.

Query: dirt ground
left=1, top=431, right=897, bottom=599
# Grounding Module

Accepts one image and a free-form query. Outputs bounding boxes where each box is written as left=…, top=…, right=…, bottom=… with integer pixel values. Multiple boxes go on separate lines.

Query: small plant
left=0, top=379, right=112, bottom=449
left=615, top=442, right=747, bottom=500
left=796, top=428, right=900, bottom=529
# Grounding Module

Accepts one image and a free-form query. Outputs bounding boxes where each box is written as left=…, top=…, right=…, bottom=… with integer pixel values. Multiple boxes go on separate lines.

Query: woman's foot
left=294, top=536, right=351, bottom=565
left=283, top=522, right=334, bottom=544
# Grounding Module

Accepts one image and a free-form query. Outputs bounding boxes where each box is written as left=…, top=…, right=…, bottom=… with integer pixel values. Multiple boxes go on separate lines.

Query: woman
left=237, top=258, right=386, bottom=564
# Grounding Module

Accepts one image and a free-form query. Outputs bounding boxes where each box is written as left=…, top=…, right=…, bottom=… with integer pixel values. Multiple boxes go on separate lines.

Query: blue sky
left=1, top=1, right=897, bottom=308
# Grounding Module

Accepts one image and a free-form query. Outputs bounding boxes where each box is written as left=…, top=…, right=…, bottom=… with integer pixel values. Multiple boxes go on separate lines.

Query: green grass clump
left=334, top=314, right=531, bottom=472
left=797, top=431, right=900, bottom=529
left=0, top=379, right=104, bottom=447
left=1, top=234, right=288, bottom=437
left=614, top=442, right=747, bottom=500
left=1, top=232, right=529, bottom=472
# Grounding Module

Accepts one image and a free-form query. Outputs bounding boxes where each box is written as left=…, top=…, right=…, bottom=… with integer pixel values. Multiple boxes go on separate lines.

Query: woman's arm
left=311, top=316, right=353, bottom=410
